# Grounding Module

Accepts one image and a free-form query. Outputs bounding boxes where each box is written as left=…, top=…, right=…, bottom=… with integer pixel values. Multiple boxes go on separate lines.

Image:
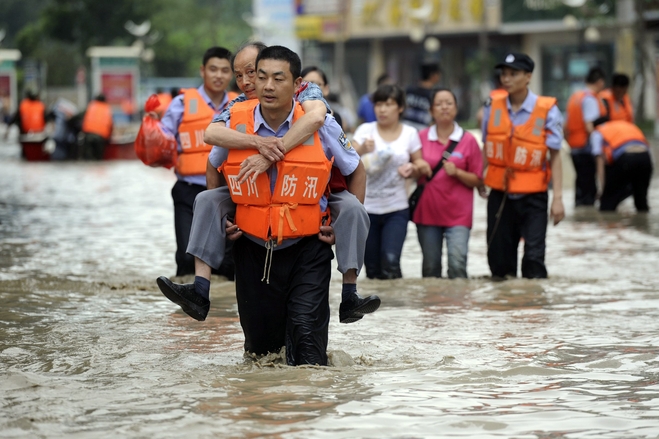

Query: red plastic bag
left=134, top=94, right=178, bottom=168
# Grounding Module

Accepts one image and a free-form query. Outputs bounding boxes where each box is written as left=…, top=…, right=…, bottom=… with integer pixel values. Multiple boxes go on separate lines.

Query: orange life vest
left=596, top=120, right=646, bottom=165
left=484, top=92, right=556, bottom=194
left=82, top=100, right=113, bottom=139
left=155, top=93, right=172, bottom=117
left=18, top=99, right=46, bottom=133
left=598, top=89, right=634, bottom=123
left=220, top=99, right=332, bottom=244
left=490, top=89, right=508, bottom=100
left=565, top=90, right=605, bottom=149
left=175, top=88, right=217, bottom=176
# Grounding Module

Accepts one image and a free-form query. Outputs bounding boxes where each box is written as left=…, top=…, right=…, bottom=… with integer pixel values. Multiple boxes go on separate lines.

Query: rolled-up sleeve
left=545, top=105, right=564, bottom=151
left=208, top=146, right=229, bottom=169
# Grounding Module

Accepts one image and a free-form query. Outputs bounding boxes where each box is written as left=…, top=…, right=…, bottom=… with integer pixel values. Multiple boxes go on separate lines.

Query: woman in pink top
left=413, top=88, right=484, bottom=278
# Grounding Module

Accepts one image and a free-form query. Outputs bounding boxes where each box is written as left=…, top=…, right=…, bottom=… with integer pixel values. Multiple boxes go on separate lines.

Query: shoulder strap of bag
left=427, top=132, right=463, bottom=182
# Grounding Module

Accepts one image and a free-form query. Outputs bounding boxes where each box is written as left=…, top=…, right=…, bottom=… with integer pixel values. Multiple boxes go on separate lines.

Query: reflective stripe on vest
left=82, top=101, right=113, bottom=139
left=596, top=120, right=647, bottom=164
left=18, top=99, right=46, bottom=133
left=598, top=89, right=634, bottom=123
left=176, top=88, right=216, bottom=176
left=221, top=99, right=332, bottom=244
left=484, top=93, right=556, bottom=194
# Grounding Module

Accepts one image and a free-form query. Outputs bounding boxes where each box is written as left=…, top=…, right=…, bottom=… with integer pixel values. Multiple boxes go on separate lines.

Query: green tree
left=150, top=0, right=253, bottom=77
left=4, top=0, right=254, bottom=84
left=40, top=0, right=159, bottom=49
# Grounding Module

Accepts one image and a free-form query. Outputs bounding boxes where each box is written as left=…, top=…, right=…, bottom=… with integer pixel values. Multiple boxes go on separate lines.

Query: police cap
left=495, top=53, right=534, bottom=73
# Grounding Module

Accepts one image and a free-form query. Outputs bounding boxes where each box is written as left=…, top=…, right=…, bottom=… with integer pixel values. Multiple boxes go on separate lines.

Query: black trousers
left=487, top=190, right=549, bottom=279
left=571, top=152, right=597, bottom=206
left=233, top=236, right=334, bottom=366
left=82, top=133, right=108, bottom=160
left=600, top=152, right=653, bottom=212
left=171, top=181, right=234, bottom=278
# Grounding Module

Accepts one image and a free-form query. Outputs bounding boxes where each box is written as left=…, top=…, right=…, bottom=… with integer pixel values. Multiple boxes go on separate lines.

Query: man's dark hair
left=373, top=84, right=406, bottom=109
left=612, top=73, right=630, bottom=88
left=429, top=87, right=458, bottom=111
left=202, top=46, right=231, bottom=66
left=586, top=66, right=606, bottom=84
left=420, top=63, right=442, bottom=81
left=95, top=94, right=106, bottom=102
left=255, top=45, right=301, bottom=80
left=300, top=66, right=329, bottom=85
left=230, top=41, right=267, bottom=71
left=376, top=73, right=391, bottom=86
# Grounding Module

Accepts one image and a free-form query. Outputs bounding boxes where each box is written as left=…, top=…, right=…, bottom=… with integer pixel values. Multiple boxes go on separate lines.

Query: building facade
left=293, top=0, right=659, bottom=125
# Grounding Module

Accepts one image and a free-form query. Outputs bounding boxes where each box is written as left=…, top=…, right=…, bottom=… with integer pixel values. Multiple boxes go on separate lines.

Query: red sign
left=101, top=73, right=134, bottom=106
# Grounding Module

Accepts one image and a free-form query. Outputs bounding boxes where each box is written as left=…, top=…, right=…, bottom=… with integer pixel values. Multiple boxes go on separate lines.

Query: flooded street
left=2, top=133, right=659, bottom=438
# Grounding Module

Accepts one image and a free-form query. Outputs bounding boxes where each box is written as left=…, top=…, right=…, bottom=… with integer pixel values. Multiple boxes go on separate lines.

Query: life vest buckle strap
left=276, top=203, right=299, bottom=246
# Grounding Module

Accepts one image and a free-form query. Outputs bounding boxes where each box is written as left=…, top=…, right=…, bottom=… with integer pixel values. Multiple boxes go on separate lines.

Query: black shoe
left=156, top=276, right=210, bottom=321
left=339, top=292, right=381, bottom=324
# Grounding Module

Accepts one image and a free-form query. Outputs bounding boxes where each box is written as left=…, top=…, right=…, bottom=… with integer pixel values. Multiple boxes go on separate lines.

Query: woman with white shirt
left=413, top=87, right=483, bottom=278
left=352, top=84, right=431, bottom=279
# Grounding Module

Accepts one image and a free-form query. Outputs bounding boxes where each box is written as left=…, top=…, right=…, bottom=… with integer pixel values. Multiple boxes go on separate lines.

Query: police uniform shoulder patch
left=338, top=131, right=353, bottom=151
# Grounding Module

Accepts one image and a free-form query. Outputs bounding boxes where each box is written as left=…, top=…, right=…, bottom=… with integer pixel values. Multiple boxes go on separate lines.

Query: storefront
left=501, top=0, right=617, bottom=110
left=297, top=0, right=503, bottom=122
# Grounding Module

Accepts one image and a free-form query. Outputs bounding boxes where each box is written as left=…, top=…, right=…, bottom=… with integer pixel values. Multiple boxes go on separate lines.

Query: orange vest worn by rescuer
left=19, top=99, right=46, bottom=133
left=596, top=120, right=647, bottom=165
left=176, top=88, right=217, bottom=176
left=82, top=100, right=113, bottom=139
left=565, top=90, right=606, bottom=149
left=484, top=91, right=556, bottom=194
left=598, top=89, right=634, bottom=123
left=220, top=99, right=332, bottom=244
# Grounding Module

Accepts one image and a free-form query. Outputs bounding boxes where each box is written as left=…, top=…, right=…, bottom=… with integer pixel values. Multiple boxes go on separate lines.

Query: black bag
left=408, top=136, right=461, bottom=220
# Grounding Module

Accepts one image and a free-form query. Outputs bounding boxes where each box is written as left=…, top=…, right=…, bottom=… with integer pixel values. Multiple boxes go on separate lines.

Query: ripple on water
left=2, top=143, right=659, bottom=437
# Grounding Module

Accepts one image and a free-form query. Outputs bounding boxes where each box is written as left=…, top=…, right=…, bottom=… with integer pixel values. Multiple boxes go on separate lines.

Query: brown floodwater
left=2, top=133, right=659, bottom=438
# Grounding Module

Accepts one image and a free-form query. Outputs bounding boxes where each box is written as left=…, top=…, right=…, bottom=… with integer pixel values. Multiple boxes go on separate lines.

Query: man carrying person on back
left=221, top=45, right=365, bottom=365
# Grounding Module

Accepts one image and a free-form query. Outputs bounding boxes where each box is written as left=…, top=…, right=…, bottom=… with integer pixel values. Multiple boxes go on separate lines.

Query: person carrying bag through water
left=411, top=87, right=483, bottom=279
left=408, top=132, right=459, bottom=219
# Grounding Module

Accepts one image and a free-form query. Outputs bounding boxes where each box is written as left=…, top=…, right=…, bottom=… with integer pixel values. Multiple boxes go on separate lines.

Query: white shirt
left=353, top=122, right=422, bottom=214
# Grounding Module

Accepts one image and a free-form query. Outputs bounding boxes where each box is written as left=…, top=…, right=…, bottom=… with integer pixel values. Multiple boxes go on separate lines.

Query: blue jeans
left=416, top=225, right=470, bottom=278
left=365, top=209, right=409, bottom=279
